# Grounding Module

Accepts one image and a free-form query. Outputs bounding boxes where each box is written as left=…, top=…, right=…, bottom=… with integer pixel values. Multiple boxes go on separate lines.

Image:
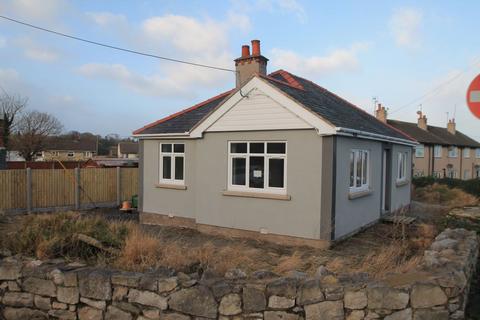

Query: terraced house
left=134, top=40, right=417, bottom=247
left=376, top=105, right=480, bottom=179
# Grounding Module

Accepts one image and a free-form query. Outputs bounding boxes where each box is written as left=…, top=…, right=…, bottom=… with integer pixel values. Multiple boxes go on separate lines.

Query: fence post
left=116, top=167, right=121, bottom=207
left=26, top=168, right=32, bottom=213
left=74, top=168, right=80, bottom=210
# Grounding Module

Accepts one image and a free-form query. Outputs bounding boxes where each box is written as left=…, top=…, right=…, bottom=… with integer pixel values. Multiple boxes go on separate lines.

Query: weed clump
left=414, top=183, right=478, bottom=207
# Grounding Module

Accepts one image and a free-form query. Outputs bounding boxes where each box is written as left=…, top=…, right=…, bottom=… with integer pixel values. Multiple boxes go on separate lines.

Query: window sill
left=155, top=183, right=187, bottom=190
left=395, top=179, right=409, bottom=187
left=348, top=189, right=373, bottom=200
left=222, top=190, right=291, bottom=201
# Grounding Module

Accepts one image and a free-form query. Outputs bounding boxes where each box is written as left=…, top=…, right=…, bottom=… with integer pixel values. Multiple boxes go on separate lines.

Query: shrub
left=414, top=183, right=478, bottom=207
left=413, top=176, right=480, bottom=198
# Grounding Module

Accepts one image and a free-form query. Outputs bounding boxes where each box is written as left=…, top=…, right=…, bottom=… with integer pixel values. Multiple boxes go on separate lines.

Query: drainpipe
left=431, top=145, right=435, bottom=177
left=460, top=148, right=463, bottom=180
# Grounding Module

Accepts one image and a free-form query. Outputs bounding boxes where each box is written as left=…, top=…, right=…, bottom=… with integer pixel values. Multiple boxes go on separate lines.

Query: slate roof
left=387, top=120, right=480, bottom=148
left=134, top=70, right=414, bottom=142
left=119, top=142, right=138, bottom=154
left=44, top=137, right=97, bottom=151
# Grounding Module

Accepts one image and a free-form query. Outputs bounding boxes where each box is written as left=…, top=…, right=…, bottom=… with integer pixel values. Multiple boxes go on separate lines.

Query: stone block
left=105, top=305, right=133, bottom=320
left=128, top=288, right=168, bottom=310
left=168, top=286, right=218, bottom=318
left=48, top=309, right=76, bottom=320
left=413, top=309, right=448, bottom=320
left=34, top=295, right=51, bottom=310
left=0, top=262, right=22, bottom=280
left=161, top=312, right=191, bottom=320
left=158, top=277, right=178, bottom=293
left=411, top=284, right=447, bottom=308
left=268, top=295, right=295, bottom=309
left=78, top=270, right=112, bottom=300
left=111, top=272, right=142, bottom=287
left=367, top=287, right=409, bottom=310
left=219, top=293, right=242, bottom=316
left=266, top=278, right=297, bottom=298
left=344, top=290, right=367, bottom=310
left=3, top=307, right=47, bottom=320
left=22, top=277, right=56, bottom=297
left=304, top=300, right=344, bottom=320
left=2, top=292, right=34, bottom=307
left=52, top=301, right=67, bottom=309
left=384, top=308, right=412, bottom=320
left=80, top=297, right=107, bottom=310
left=297, top=279, right=324, bottom=305
left=57, top=286, right=79, bottom=304
left=264, top=311, right=299, bottom=320
left=347, top=310, right=365, bottom=320
left=78, top=306, right=103, bottom=320
left=113, top=286, right=129, bottom=301
left=243, top=286, right=266, bottom=312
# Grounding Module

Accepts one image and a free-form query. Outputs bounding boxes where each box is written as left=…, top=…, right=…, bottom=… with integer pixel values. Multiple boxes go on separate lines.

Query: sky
left=0, top=0, right=479, bottom=139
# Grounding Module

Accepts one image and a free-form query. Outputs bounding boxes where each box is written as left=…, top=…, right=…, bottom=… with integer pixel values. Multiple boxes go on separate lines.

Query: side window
left=159, top=143, right=185, bottom=185
left=415, top=144, right=425, bottom=158
left=397, top=152, right=408, bottom=182
left=349, top=149, right=369, bottom=193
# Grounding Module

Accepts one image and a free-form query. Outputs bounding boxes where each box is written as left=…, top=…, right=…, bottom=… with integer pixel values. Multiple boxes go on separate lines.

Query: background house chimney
left=417, top=111, right=428, bottom=130
left=234, top=39, right=268, bottom=88
left=447, top=118, right=456, bottom=135
left=375, top=103, right=387, bottom=123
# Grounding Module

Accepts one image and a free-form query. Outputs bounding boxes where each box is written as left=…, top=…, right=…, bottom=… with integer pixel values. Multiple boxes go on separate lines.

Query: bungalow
left=133, top=40, right=416, bottom=246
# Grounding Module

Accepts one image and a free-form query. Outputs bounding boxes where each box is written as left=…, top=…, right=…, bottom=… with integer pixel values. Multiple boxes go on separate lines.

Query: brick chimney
left=234, top=40, right=268, bottom=88
left=417, top=111, right=428, bottom=130
left=447, top=118, right=456, bottom=135
left=375, top=103, right=387, bottom=123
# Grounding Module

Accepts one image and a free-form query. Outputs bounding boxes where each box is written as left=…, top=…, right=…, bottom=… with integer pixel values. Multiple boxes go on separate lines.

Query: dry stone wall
left=0, top=228, right=477, bottom=320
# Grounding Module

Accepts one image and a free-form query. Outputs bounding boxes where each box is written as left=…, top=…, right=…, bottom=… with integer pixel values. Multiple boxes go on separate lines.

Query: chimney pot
left=417, top=111, right=428, bottom=130
left=251, top=40, right=261, bottom=56
left=241, top=45, right=250, bottom=58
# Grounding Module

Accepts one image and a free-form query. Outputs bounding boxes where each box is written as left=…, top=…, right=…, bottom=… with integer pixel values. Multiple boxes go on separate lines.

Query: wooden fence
left=0, top=168, right=138, bottom=212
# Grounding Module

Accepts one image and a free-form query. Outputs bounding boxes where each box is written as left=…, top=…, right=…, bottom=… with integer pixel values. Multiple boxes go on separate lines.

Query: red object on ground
left=467, top=74, right=480, bottom=119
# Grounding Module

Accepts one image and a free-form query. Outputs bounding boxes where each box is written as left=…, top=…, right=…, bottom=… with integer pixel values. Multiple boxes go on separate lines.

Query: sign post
left=467, top=74, right=480, bottom=119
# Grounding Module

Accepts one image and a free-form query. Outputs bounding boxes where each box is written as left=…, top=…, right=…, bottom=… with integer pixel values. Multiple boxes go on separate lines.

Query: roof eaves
left=132, top=89, right=234, bottom=135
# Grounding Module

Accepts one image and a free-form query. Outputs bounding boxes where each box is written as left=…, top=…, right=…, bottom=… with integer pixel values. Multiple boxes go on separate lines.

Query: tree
left=0, top=93, right=27, bottom=150
left=12, top=111, right=63, bottom=161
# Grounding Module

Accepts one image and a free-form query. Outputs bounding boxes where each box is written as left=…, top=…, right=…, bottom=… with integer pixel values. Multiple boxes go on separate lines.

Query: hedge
left=412, top=176, right=480, bottom=197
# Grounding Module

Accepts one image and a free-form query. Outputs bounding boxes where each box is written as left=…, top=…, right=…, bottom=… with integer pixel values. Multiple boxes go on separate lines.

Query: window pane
left=267, top=143, right=286, bottom=154
left=362, top=152, right=368, bottom=184
left=232, top=158, right=246, bottom=185
left=162, top=156, right=171, bottom=179
left=349, top=152, right=355, bottom=187
left=250, top=142, right=264, bottom=153
left=175, top=156, right=184, bottom=180
left=174, top=144, right=184, bottom=153
left=161, top=144, right=172, bottom=152
left=231, top=143, right=247, bottom=153
left=356, top=151, right=362, bottom=187
left=269, top=159, right=284, bottom=188
left=249, top=156, right=265, bottom=188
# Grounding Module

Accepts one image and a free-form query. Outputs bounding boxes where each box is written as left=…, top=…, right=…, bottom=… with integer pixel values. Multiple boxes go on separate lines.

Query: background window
left=397, top=152, right=407, bottom=182
left=448, top=146, right=458, bottom=158
left=160, top=143, right=185, bottom=184
left=228, top=141, right=286, bottom=194
left=434, top=145, right=442, bottom=158
left=476, top=149, right=480, bottom=158
left=463, top=148, right=470, bottom=158
left=415, top=144, right=425, bottom=158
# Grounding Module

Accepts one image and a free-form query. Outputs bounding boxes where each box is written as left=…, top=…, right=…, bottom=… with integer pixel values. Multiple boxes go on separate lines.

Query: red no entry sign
left=467, top=74, right=480, bottom=119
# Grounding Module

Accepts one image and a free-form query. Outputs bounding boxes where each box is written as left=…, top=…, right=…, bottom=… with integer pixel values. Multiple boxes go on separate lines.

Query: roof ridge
left=288, top=72, right=416, bottom=142
left=133, top=89, right=234, bottom=135
left=268, top=70, right=304, bottom=90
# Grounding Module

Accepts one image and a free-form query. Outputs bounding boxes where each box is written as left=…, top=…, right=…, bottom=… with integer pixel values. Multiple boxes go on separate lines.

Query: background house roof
left=119, top=141, right=138, bottom=154
left=387, top=120, right=480, bottom=148
left=134, top=70, right=414, bottom=142
left=44, top=137, right=97, bottom=151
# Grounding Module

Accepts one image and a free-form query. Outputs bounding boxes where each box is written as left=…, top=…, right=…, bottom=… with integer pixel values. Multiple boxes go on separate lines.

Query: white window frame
left=397, top=152, right=408, bottom=182
left=463, top=148, right=470, bottom=158
left=227, top=141, right=287, bottom=195
left=67, top=151, right=75, bottom=157
left=349, top=149, right=370, bottom=193
left=434, top=145, right=442, bottom=158
left=448, top=146, right=458, bottom=158
left=415, top=144, right=425, bottom=158
left=159, top=143, right=185, bottom=185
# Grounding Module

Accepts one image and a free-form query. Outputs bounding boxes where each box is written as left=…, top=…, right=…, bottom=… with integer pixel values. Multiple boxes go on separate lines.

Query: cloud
left=85, top=12, right=128, bottom=27
left=252, top=0, right=307, bottom=22
left=389, top=7, right=423, bottom=49
left=14, top=37, right=60, bottom=62
left=0, top=0, right=67, bottom=23
left=270, top=42, right=370, bottom=76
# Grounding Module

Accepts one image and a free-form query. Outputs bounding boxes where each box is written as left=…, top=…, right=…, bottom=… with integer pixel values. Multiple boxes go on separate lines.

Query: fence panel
left=120, top=168, right=139, bottom=201
left=80, top=168, right=117, bottom=204
left=0, top=169, right=27, bottom=210
left=31, top=169, right=76, bottom=208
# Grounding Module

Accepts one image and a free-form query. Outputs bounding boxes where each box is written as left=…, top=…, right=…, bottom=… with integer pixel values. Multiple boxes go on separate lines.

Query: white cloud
left=389, top=7, right=423, bottom=49
left=86, top=12, right=128, bottom=27
left=14, top=37, right=60, bottom=62
left=1, top=0, right=67, bottom=23
left=270, top=42, right=370, bottom=76
left=254, top=0, right=307, bottom=22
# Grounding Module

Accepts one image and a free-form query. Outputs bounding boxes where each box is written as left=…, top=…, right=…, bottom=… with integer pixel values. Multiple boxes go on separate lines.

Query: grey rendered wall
left=194, top=130, right=324, bottom=239
left=334, top=136, right=383, bottom=239
left=390, top=144, right=413, bottom=211
left=142, top=139, right=197, bottom=219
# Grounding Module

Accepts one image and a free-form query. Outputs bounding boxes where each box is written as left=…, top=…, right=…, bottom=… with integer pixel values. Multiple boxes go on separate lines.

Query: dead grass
left=414, top=183, right=479, bottom=207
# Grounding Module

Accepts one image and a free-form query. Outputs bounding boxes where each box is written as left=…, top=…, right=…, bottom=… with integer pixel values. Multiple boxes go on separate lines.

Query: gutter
left=335, top=127, right=418, bottom=147
left=132, top=132, right=191, bottom=139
